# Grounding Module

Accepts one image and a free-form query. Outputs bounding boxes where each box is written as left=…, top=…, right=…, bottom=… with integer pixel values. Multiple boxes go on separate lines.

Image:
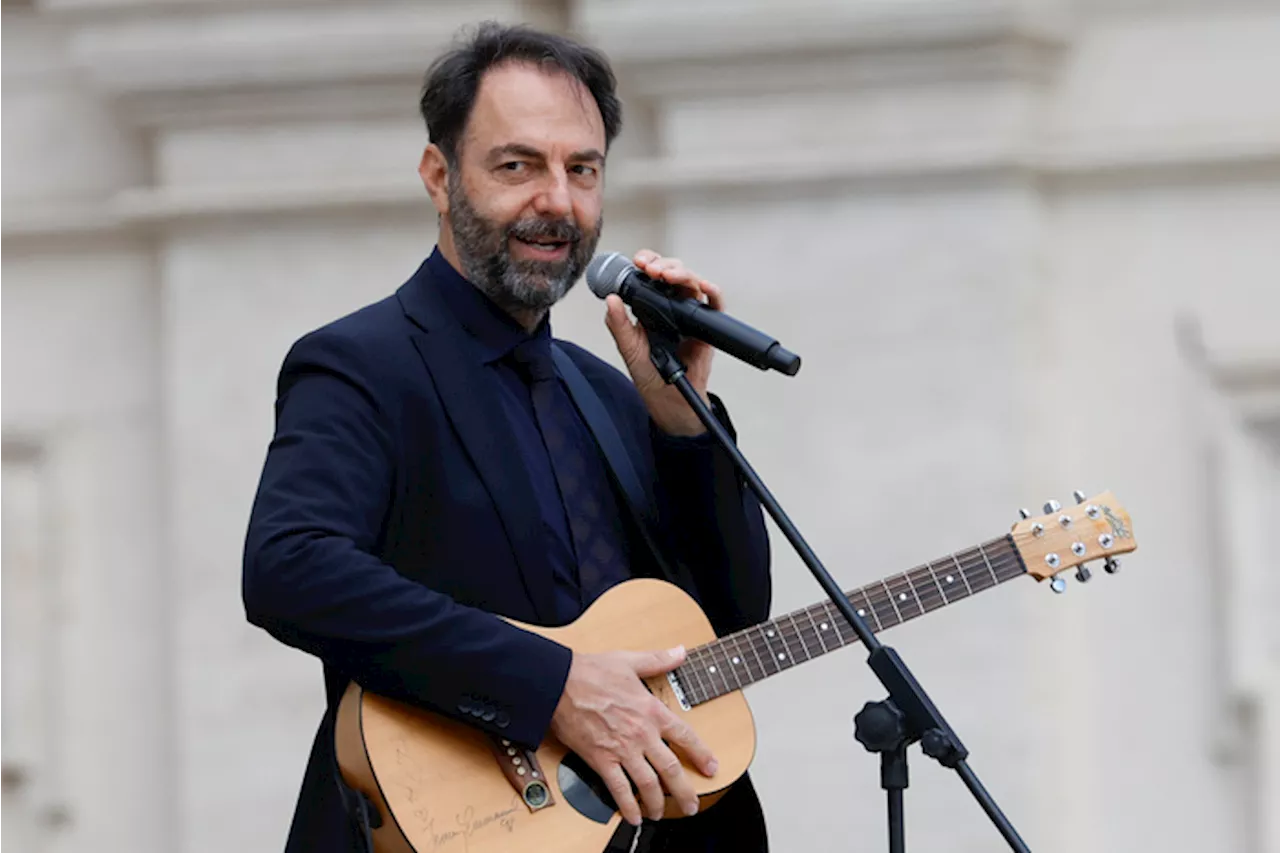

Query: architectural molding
left=61, top=0, right=561, bottom=124
left=40, top=0, right=322, bottom=13
left=6, top=0, right=1276, bottom=239
left=575, top=0, right=1067, bottom=66
left=6, top=126, right=1278, bottom=237
left=47, top=0, right=1070, bottom=131
left=1, top=199, right=134, bottom=241
left=112, top=178, right=425, bottom=224
left=113, top=79, right=421, bottom=130
left=0, top=440, right=74, bottom=845
left=613, top=39, right=1063, bottom=103
left=1071, top=0, right=1277, bottom=17
left=108, top=143, right=1025, bottom=225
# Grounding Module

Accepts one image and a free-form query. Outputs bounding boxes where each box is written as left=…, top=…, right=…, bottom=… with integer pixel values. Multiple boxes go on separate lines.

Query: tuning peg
left=1073, top=490, right=1087, bottom=504
left=1018, top=508, right=1032, bottom=519
left=1075, top=565, right=1092, bottom=583
left=1103, top=557, right=1120, bottom=575
left=1050, top=576, right=1067, bottom=594
left=1044, top=500, right=1062, bottom=514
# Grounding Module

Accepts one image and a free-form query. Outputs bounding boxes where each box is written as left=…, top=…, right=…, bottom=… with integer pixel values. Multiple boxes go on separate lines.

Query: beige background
left=4, top=1, right=1279, bottom=851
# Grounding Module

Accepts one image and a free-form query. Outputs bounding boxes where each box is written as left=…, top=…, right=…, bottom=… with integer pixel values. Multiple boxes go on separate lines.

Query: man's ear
left=418, top=144, right=450, bottom=216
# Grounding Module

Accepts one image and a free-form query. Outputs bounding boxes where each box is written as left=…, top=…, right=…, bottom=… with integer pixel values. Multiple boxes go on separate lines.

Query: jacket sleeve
left=652, top=394, right=772, bottom=635
left=242, top=329, right=571, bottom=748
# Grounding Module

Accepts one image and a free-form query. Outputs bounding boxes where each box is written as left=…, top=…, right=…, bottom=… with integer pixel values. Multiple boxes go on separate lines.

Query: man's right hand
left=548, top=646, right=719, bottom=827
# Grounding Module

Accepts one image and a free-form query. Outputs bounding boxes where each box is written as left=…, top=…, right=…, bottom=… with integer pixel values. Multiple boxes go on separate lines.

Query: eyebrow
left=486, top=143, right=605, bottom=165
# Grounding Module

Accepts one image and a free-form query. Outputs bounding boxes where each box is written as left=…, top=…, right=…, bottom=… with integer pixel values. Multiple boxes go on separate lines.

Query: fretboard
left=673, top=535, right=1026, bottom=706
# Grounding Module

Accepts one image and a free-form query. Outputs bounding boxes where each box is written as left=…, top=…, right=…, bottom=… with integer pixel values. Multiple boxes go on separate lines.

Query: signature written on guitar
left=413, top=803, right=519, bottom=850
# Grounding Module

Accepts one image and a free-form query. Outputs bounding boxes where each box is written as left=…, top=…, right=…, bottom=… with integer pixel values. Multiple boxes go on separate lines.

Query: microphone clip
left=631, top=300, right=688, bottom=383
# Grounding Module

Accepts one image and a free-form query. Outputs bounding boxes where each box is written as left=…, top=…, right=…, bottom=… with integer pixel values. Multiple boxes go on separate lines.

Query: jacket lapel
left=397, top=263, right=560, bottom=625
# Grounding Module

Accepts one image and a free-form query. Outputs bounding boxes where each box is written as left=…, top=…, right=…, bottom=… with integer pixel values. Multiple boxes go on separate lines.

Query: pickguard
left=557, top=752, right=617, bottom=824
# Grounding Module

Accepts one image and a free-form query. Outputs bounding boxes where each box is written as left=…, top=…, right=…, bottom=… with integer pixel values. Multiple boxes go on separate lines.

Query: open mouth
left=512, top=235, right=572, bottom=259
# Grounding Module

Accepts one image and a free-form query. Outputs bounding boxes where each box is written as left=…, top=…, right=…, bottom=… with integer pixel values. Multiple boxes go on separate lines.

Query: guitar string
left=681, top=550, right=1025, bottom=705
left=709, top=552, right=1019, bottom=687
left=765, top=544, right=1020, bottom=668
left=678, top=538, right=1023, bottom=688
left=681, top=576, right=973, bottom=696
left=677, top=542, right=1029, bottom=704
left=682, top=522, right=1125, bottom=703
left=681, top=538, right=1017, bottom=685
left=691, top=549, right=1024, bottom=702
left=679, top=544, right=1016, bottom=695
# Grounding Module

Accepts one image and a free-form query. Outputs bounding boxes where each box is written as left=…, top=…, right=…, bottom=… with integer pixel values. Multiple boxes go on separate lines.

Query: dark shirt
left=427, top=248, right=629, bottom=623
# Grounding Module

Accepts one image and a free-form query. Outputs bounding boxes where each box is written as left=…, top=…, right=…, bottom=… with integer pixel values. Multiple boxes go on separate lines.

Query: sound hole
left=557, top=752, right=617, bottom=824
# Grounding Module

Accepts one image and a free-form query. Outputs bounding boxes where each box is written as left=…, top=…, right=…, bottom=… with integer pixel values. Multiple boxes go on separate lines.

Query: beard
left=446, top=170, right=602, bottom=317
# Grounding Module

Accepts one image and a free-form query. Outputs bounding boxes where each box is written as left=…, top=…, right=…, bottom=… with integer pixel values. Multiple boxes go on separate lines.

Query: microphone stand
left=637, top=316, right=1031, bottom=853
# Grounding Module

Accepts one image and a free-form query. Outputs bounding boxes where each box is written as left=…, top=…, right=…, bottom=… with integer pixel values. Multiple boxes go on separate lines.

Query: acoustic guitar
left=336, top=491, right=1136, bottom=852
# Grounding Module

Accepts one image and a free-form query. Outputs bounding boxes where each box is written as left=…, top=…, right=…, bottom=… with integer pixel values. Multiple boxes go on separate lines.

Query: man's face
left=444, top=62, right=606, bottom=317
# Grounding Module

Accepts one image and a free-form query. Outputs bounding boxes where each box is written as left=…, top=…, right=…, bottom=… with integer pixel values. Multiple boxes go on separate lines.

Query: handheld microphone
left=585, top=253, right=801, bottom=376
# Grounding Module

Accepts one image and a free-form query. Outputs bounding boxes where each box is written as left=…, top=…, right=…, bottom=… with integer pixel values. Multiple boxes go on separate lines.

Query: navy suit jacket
left=242, top=256, right=772, bottom=851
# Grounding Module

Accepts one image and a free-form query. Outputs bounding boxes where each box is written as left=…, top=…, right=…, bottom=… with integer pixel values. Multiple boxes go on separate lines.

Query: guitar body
left=332, top=492, right=1138, bottom=851
left=335, top=578, right=757, bottom=853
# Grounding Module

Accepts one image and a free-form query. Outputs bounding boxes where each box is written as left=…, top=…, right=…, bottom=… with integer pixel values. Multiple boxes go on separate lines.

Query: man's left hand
left=603, top=250, right=722, bottom=437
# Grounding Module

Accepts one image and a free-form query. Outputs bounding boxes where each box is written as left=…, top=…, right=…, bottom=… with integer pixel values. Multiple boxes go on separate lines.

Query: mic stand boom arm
left=637, top=310, right=1031, bottom=853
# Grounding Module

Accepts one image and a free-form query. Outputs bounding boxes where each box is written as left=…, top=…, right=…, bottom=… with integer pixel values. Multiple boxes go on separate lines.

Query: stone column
left=2, top=7, right=170, bottom=853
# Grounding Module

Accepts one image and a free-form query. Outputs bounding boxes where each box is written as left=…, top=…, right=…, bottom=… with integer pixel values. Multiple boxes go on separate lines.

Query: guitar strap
left=551, top=343, right=683, bottom=590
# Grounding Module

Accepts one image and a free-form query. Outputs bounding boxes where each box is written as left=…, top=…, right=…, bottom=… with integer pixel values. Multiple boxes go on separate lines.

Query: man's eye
left=572, top=165, right=598, bottom=177
left=501, top=162, right=525, bottom=172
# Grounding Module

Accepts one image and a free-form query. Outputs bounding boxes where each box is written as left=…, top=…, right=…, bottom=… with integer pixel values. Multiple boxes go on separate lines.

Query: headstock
left=1012, top=490, right=1136, bottom=590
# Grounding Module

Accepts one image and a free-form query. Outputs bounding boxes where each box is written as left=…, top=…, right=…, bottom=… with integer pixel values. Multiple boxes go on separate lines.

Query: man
left=243, top=22, right=771, bottom=853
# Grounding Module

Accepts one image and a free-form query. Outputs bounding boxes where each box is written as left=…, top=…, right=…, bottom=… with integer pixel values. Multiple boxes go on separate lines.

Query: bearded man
left=243, top=22, right=771, bottom=853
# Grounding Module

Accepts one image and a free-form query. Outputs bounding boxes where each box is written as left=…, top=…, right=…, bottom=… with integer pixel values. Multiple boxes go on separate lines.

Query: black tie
left=509, top=337, right=629, bottom=609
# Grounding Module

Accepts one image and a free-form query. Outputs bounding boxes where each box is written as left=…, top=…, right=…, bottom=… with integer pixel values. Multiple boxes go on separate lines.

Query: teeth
left=515, top=236, right=566, bottom=250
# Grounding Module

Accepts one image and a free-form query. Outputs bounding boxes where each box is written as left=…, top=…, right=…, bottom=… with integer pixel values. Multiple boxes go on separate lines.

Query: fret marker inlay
left=672, top=535, right=1025, bottom=707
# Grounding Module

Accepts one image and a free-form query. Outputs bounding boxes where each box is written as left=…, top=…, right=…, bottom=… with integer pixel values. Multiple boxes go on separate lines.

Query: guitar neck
left=674, top=535, right=1027, bottom=705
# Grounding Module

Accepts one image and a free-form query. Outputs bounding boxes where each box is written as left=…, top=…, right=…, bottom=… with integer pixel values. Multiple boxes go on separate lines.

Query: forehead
left=463, top=62, right=606, bottom=155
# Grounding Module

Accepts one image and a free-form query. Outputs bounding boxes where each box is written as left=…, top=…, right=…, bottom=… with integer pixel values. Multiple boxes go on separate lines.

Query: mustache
left=507, top=217, right=583, bottom=244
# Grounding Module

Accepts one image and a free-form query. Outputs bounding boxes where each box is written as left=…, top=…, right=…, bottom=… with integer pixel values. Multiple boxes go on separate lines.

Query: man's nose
left=533, top=171, right=573, bottom=218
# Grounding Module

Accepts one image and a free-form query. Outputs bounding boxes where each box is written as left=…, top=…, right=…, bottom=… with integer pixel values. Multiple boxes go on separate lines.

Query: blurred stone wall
left=4, top=1, right=1278, bottom=851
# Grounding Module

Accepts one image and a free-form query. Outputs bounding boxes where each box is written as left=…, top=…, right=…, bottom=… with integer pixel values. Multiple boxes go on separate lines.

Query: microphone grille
left=586, top=252, right=632, bottom=299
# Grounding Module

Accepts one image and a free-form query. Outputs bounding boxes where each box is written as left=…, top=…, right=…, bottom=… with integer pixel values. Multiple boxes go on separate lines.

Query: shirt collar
left=426, top=246, right=550, bottom=363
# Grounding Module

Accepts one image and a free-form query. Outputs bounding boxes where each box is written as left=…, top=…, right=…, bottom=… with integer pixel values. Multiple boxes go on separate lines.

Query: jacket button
left=482, top=708, right=496, bottom=722
left=458, top=701, right=471, bottom=714
left=495, top=712, right=510, bottom=728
